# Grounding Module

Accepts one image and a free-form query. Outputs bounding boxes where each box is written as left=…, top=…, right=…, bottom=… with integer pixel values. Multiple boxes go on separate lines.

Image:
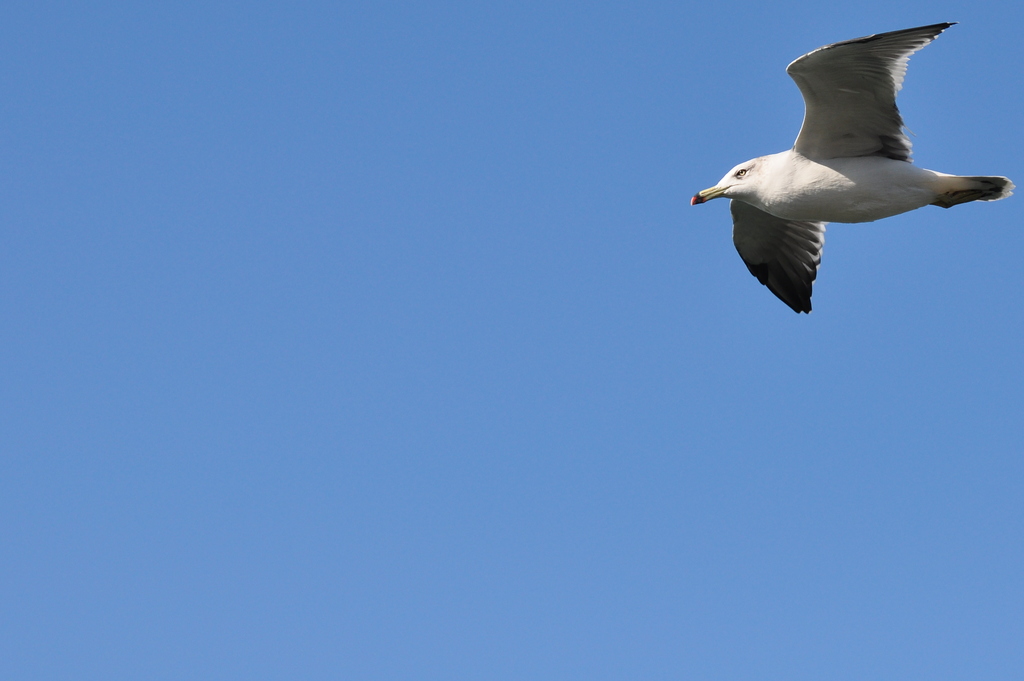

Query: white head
left=691, top=157, right=764, bottom=205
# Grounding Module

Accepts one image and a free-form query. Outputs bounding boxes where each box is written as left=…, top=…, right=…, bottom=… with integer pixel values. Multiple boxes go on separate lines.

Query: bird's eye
left=736, top=168, right=748, bottom=178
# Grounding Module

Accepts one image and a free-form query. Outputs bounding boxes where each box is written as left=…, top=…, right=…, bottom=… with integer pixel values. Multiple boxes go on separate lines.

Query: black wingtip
left=840, top=22, right=956, bottom=47
left=745, top=261, right=812, bottom=313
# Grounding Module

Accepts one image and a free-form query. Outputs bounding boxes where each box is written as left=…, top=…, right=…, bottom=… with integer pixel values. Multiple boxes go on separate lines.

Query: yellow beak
left=691, top=185, right=728, bottom=205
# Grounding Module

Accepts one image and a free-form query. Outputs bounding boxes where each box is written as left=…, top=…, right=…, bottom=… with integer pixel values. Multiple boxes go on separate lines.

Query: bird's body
left=691, top=23, right=1013, bottom=313
left=730, top=151, right=944, bottom=223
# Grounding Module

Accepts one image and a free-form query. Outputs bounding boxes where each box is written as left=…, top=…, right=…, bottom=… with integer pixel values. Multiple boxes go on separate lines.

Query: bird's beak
left=691, top=186, right=728, bottom=205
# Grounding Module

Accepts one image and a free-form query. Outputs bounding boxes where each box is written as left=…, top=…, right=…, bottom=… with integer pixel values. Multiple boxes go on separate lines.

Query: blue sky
left=1, top=1, right=1022, bottom=679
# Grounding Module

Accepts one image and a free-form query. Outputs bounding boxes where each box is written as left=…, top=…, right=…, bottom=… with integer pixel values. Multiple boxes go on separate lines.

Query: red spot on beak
left=691, top=193, right=705, bottom=206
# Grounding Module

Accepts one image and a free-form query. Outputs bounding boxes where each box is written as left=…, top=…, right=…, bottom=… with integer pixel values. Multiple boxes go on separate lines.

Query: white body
left=727, top=150, right=947, bottom=224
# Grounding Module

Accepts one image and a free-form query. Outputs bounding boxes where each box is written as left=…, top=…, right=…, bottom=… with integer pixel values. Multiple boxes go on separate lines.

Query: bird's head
left=691, top=158, right=761, bottom=205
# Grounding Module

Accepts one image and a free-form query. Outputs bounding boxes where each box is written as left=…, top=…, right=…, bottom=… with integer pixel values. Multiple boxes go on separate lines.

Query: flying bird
left=691, top=23, right=1013, bottom=313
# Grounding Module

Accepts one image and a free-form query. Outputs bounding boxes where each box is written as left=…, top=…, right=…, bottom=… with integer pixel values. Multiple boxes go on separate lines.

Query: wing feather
left=731, top=200, right=826, bottom=313
left=787, top=22, right=954, bottom=162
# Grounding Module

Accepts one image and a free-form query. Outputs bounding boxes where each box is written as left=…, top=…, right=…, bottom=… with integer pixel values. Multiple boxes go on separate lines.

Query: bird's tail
left=931, top=175, right=1014, bottom=208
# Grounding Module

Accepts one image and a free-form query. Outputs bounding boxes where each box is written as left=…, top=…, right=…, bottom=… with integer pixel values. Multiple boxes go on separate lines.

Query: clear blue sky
left=2, top=1, right=1021, bottom=679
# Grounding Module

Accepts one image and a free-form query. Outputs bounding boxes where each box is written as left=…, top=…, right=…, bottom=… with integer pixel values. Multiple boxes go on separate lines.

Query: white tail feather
left=931, top=175, right=1014, bottom=208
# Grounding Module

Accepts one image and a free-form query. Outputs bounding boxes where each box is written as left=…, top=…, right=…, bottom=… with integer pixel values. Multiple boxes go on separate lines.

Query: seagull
left=691, top=23, right=1013, bottom=313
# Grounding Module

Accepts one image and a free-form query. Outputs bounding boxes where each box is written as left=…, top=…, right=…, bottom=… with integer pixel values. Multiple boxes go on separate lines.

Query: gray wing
left=731, top=200, right=826, bottom=314
left=787, top=22, right=953, bottom=162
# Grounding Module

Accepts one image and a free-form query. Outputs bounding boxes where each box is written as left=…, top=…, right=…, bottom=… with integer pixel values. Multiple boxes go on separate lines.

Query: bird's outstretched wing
left=731, top=200, right=826, bottom=314
left=787, top=22, right=953, bottom=162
